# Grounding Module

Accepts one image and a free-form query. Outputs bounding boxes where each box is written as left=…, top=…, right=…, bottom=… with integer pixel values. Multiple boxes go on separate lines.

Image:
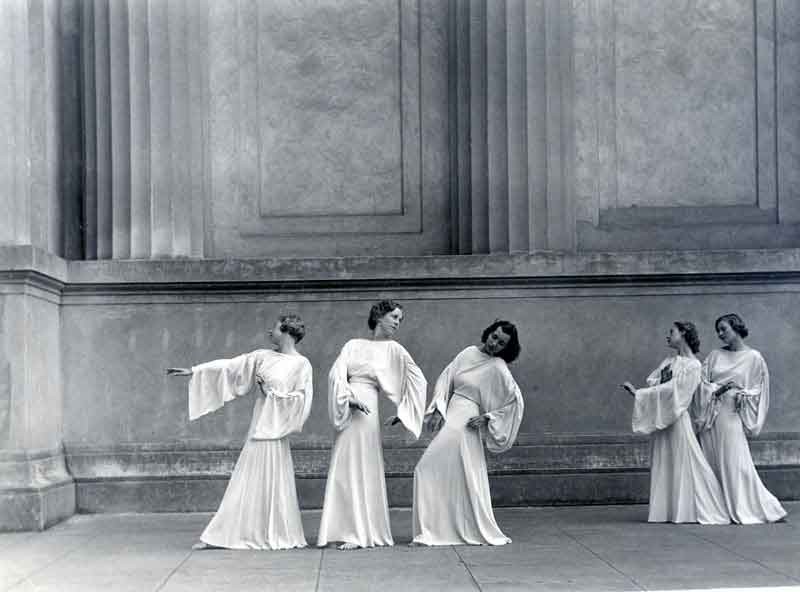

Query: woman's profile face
left=484, top=327, right=510, bottom=357
left=666, top=325, right=683, bottom=349
left=376, top=308, right=404, bottom=337
left=716, top=320, right=738, bottom=345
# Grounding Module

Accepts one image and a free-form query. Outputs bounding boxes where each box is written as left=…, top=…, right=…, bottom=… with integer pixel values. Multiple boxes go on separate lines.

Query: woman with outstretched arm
left=621, top=321, right=729, bottom=524
left=167, top=314, right=313, bottom=549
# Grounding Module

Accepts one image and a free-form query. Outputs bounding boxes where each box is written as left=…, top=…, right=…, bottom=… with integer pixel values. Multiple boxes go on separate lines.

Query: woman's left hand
left=620, top=382, right=636, bottom=397
left=383, top=415, right=402, bottom=427
left=467, top=415, right=489, bottom=430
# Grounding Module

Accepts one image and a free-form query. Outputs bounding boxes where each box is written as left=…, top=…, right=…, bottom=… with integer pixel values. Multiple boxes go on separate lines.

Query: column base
left=0, top=449, right=76, bottom=531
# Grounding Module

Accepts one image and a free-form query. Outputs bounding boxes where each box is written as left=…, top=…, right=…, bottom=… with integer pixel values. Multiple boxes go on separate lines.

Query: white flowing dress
left=692, top=348, right=786, bottom=524
left=317, top=339, right=427, bottom=548
left=412, top=346, right=524, bottom=546
left=632, top=355, right=729, bottom=524
left=188, top=349, right=313, bottom=549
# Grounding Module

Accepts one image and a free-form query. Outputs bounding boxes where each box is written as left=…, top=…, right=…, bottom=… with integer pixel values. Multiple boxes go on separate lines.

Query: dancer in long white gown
left=412, top=320, right=524, bottom=546
left=317, top=300, right=427, bottom=550
left=166, top=314, right=313, bottom=549
left=692, top=313, right=787, bottom=524
left=621, top=322, right=729, bottom=524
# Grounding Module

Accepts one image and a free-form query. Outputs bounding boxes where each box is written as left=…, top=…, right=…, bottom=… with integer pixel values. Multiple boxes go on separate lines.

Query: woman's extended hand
left=349, top=399, right=371, bottom=415
left=620, top=382, right=636, bottom=397
left=166, top=367, right=192, bottom=377
left=467, top=415, right=490, bottom=430
left=424, top=410, right=444, bottom=433
left=383, top=415, right=402, bottom=427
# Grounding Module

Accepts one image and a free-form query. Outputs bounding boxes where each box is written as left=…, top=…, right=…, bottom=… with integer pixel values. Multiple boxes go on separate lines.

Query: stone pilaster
left=0, top=0, right=82, bottom=258
left=0, top=248, right=73, bottom=531
left=81, top=0, right=209, bottom=260
left=450, top=0, right=576, bottom=254
left=0, top=0, right=78, bottom=532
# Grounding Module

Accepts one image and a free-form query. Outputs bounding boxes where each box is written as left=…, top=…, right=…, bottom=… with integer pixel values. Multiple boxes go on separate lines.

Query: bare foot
left=192, top=541, right=211, bottom=550
left=407, top=541, right=421, bottom=547
left=338, top=542, right=361, bottom=551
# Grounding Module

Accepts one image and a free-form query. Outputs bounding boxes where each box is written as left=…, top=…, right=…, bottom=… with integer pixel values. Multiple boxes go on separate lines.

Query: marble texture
left=205, top=0, right=448, bottom=257
left=778, top=0, right=800, bottom=223
left=615, top=0, right=756, bottom=207
left=572, top=0, right=800, bottom=238
left=256, top=0, right=401, bottom=217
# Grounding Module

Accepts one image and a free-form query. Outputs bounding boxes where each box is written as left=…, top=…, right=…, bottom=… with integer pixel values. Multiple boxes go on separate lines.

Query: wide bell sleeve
left=188, top=352, right=259, bottom=420
left=252, top=359, right=314, bottom=440
left=426, top=357, right=457, bottom=419
left=328, top=341, right=355, bottom=432
left=482, top=366, right=524, bottom=454
left=737, top=354, right=770, bottom=437
left=632, top=358, right=700, bottom=435
left=378, top=343, right=428, bottom=439
left=691, top=352, right=722, bottom=433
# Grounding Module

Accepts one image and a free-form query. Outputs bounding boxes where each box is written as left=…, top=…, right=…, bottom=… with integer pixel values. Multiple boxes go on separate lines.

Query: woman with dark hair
left=691, top=313, right=786, bottom=523
left=620, top=322, right=729, bottom=524
left=317, top=300, right=427, bottom=550
left=411, top=320, right=524, bottom=546
left=166, top=314, right=313, bottom=549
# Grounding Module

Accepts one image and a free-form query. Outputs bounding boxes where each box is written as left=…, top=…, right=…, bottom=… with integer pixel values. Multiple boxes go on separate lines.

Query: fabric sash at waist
left=349, top=377, right=378, bottom=387
left=451, top=390, right=481, bottom=407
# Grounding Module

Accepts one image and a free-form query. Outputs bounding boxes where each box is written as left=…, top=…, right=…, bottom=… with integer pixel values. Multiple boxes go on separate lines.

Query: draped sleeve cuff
left=394, top=354, right=428, bottom=439
left=328, top=342, right=355, bottom=432
left=188, top=353, right=258, bottom=421
left=482, top=375, right=524, bottom=454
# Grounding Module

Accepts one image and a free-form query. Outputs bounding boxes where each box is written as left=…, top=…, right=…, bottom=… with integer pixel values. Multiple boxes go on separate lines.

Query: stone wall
left=53, top=250, right=800, bottom=512
left=1, top=0, right=800, bottom=530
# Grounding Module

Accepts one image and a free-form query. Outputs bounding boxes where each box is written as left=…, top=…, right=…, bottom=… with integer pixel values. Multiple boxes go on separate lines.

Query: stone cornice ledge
left=2, top=246, right=800, bottom=287
left=0, top=246, right=68, bottom=282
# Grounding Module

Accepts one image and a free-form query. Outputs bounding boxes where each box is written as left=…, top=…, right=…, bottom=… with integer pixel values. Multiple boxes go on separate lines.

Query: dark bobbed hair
left=715, top=313, right=749, bottom=339
left=674, top=321, right=700, bottom=354
left=368, top=300, right=404, bottom=330
left=481, top=320, right=521, bottom=363
left=279, top=314, right=306, bottom=343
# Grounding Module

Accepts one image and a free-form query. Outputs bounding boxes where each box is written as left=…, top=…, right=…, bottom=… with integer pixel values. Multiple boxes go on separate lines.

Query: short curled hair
left=674, top=321, right=700, bottom=354
left=278, top=314, right=306, bottom=343
left=715, top=313, right=748, bottom=339
left=481, top=320, right=521, bottom=363
left=368, top=300, right=403, bottom=330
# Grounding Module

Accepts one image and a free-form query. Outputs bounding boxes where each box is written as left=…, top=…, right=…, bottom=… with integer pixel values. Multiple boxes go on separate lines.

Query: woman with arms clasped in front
left=317, top=300, right=428, bottom=550
left=412, top=320, right=524, bottom=546
left=621, top=322, right=729, bottom=524
left=166, top=314, right=313, bottom=549
left=692, top=313, right=786, bottom=524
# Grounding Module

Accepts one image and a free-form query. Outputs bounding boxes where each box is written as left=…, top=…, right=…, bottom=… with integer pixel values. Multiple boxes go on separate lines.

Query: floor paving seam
left=555, top=524, right=647, bottom=591
left=683, top=529, right=800, bottom=585
left=153, top=548, right=194, bottom=592
left=450, top=545, right=483, bottom=591
left=5, top=534, right=97, bottom=592
left=314, top=547, right=325, bottom=592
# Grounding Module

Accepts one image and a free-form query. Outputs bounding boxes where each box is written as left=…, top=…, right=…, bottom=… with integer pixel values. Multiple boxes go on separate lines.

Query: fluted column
left=0, top=0, right=79, bottom=257
left=451, top=0, right=575, bottom=254
left=81, top=0, right=209, bottom=260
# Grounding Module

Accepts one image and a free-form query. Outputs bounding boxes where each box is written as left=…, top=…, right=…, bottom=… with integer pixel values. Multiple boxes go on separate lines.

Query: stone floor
left=1, top=504, right=798, bottom=592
